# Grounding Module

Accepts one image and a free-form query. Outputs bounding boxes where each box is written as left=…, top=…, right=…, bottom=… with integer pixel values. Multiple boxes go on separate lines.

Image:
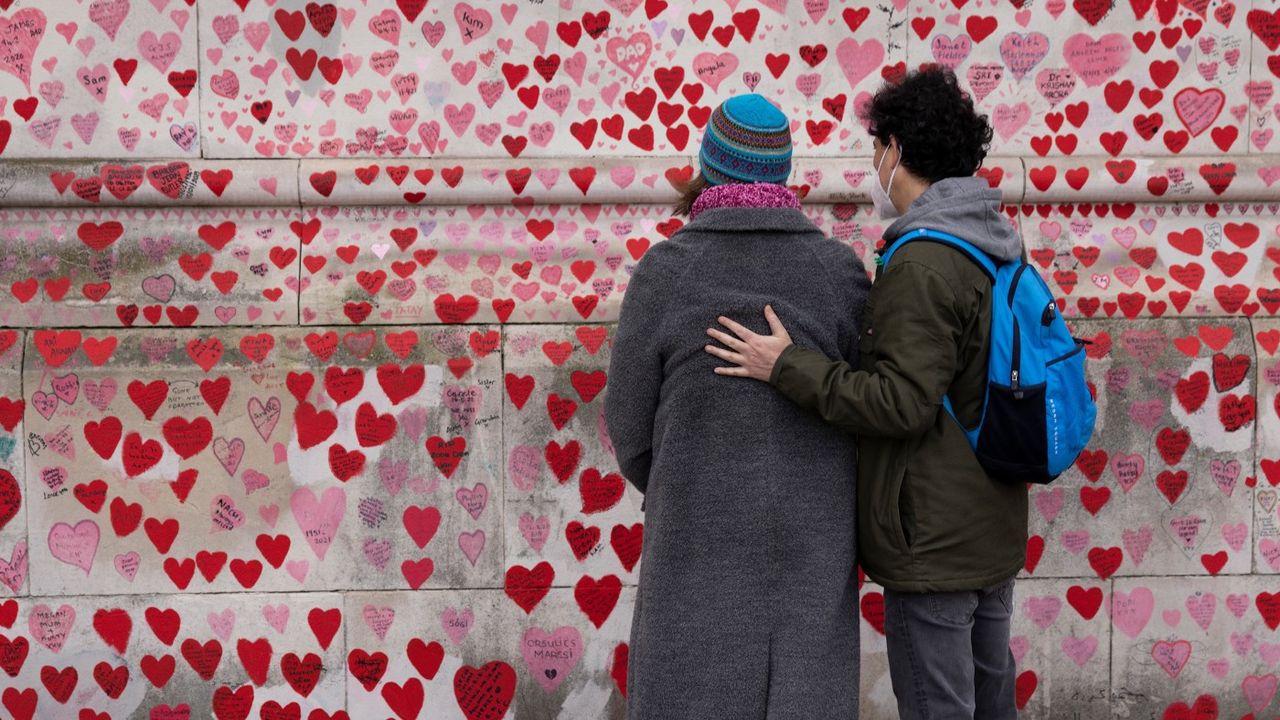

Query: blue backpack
left=880, top=228, right=1097, bottom=484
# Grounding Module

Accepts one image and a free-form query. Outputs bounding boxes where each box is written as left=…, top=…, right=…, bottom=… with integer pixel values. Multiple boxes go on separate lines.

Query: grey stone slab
left=294, top=203, right=904, bottom=328
left=857, top=582, right=896, bottom=720
left=1010, top=578, right=1114, bottom=719
left=0, top=592, right=346, bottom=719
left=346, top=588, right=631, bottom=720
left=1022, top=204, right=1279, bottom=321
left=0, top=207, right=302, bottom=327
left=296, top=205, right=652, bottom=326
left=1248, top=2, right=1280, bottom=157
left=1024, top=318, right=1256, bottom=579
left=23, top=326, right=503, bottom=595
left=197, top=0, right=905, bottom=158
left=0, top=329, right=23, bottom=596
left=1111, top=575, right=1280, bottom=718
left=1253, top=319, right=1280, bottom=572
left=858, top=578, right=1112, bottom=719
left=0, top=2, right=201, bottom=158
left=910, top=2, right=1251, bottom=157
left=503, top=325, right=642, bottom=588
left=0, top=160, right=301, bottom=206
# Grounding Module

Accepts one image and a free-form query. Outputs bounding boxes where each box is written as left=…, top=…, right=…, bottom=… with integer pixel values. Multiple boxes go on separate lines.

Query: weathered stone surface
left=1026, top=318, right=1256, bottom=579
left=23, top=327, right=504, bottom=595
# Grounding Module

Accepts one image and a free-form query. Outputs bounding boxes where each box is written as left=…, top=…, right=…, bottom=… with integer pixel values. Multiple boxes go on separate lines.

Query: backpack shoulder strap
left=880, top=228, right=999, bottom=281
left=881, top=228, right=996, bottom=443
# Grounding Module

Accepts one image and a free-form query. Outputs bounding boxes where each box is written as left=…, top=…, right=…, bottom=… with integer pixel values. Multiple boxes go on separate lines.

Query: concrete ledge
left=0, top=156, right=1276, bottom=207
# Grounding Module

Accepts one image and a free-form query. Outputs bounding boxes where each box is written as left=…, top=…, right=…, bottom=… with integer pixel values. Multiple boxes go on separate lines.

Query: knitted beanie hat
left=698, top=93, right=793, bottom=186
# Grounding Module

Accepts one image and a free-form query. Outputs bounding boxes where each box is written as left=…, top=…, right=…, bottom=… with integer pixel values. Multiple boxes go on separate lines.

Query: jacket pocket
left=884, top=451, right=912, bottom=554
left=898, top=469, right=916, bottom=548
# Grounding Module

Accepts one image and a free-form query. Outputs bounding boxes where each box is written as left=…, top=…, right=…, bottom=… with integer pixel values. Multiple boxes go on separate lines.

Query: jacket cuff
left=769, top=343, right=801, bottom=385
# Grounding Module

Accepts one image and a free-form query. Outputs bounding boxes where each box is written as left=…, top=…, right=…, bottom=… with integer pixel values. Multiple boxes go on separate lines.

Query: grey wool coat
left=604, top=207, right=871, bottom=720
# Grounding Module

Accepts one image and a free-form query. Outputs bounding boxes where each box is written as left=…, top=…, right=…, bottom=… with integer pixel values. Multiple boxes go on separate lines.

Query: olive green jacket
left=770, top=177, right=1029, bottom=592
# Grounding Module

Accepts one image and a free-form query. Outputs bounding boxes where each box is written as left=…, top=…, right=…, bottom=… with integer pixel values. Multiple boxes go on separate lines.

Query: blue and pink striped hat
left=698, top=93, right=793, bottom=186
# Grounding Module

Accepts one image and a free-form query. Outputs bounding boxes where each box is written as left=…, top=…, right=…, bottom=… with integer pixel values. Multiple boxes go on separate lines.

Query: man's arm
left=771, top=260, right=965, bottom=438
left=708, top=258, right=965, bottom=439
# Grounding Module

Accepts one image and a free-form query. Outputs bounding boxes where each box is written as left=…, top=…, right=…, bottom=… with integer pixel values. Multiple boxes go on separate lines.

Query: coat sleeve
left=769, top=259, right=964, bottom=439
left=603, top=253, right=670, bottom=495
left=843, top=257, right=873, bottom=367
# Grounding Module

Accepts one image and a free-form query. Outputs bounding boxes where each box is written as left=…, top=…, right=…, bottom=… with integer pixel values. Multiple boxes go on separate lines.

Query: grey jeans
left=883, top=579, right=1017, bottom=720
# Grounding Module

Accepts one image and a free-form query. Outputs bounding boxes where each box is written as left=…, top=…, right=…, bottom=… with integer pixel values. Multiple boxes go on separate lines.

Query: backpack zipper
left=1009, top=265, right=1029, bottom=398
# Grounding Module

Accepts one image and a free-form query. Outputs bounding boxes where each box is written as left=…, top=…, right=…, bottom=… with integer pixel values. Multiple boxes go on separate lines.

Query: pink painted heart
left=142, top=274, right=176, bottom=303
left=210, top=494, right=246, bottom=532
left=508, top=445, right=541, bottom=492
left=456, top=483, right=488, bottom=520
left=1000, top=31, right=1050, bottom=81
left=1110, top=454, right=1144, bottom=492
left=1062, top=32, right=1130, bottom=87
left=522, top=626, right=583, bottom=692
left=966, top=63, right=1004, bottom=102
left=519, top=512, right=550, bottom=553
left=262, top=604, right=290, bottom=634
left=399, top=407, right=428, bottom=440
left=1127, top=399, right=1166, bottom=432
left=1121, top=326, right=1172, bottom=361
left=1022, top=596, right=1061, bottom=630
left=1260, top=643, right=1280, bottom=667
left=1034, top=487, right=1064, bottom=523
left=0, top=8, right=48, bottom=91
left=29, top=603, right=75, bottom=652
left=32, top=390, right=58, bottom=420
left=453, top=3, right=492, bottom=45
left=1184, top=593, right=1215, bottom=633
left=1060, top=635, right=1097, bottom=667
left=248, top=396, right=281, bottom=442
left=88, top=0, right=130, bottom=41
left=442, top=607, right=474, bottom=644
left=692, top=51, right=739, bottom=92
left=930, top=34, right=971, bottom=70
left=291, top=487, right=346, bottom=561
left=363, top=604, right=395, bottom=641
left=208, top=609, right=235, bottom=641
left=361, top=538, right=391, bottom=571
left=84, top=378, right=117, bottom=412
left=444, top=384, right=482, bottom=429
left=368, top=9, right=401, bottom=44
left=1208, top=657, right=1231, bottom=678
left=1110, top=587, right=1154, bottom=639
left=47, top=519, right=99, bottom=574
left=1151, top=639, right=1191, bottom=677
left=992, top=103, right=1031, bottom=141
left=138, top=30, right=181, bottom=73
left=213, top=436, right=245, bottom=476
left=835, top=38, right=883, bottom=89
left=458, top=530, right=485, bottom=566
left=1243, top=673, right=1278, bottom=713
left=605, top=32, right=653, bottom=80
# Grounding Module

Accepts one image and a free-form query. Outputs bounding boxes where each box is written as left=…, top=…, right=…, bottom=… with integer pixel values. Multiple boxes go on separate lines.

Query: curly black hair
left=860, top=65, right=993, bottom=183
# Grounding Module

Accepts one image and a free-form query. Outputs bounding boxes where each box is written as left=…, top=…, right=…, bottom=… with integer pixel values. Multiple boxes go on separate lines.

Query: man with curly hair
left=704, top=66, right=1027, bottom=719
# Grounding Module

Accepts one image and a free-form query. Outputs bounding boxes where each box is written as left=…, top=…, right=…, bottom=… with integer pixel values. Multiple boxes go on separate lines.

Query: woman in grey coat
left=604, top=93, right=871, bottom=719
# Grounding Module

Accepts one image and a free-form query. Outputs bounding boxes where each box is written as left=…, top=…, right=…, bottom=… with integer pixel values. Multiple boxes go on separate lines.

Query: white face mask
left=870, top=142, right=902, bottom=220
